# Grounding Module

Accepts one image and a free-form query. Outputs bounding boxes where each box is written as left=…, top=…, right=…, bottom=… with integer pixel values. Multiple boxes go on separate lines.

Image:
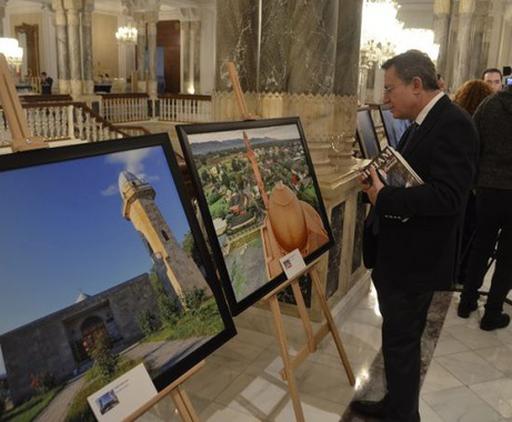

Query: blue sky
left=188, top=124, right=300, bottom=143
left=0, top=146, right=191, bottom=375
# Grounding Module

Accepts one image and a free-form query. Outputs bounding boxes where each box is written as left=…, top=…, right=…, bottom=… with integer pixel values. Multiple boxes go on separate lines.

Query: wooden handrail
left=100, top=93, right=149, bottom=99
left=158, top=93, right=211, bottom=101
left=20, top=94, right=73, bottom=103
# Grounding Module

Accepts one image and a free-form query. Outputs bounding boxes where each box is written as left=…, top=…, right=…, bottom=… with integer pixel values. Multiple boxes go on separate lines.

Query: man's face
left=383, top=66, right=418, bottom=120
left=483, top=71, right=502, bottom=93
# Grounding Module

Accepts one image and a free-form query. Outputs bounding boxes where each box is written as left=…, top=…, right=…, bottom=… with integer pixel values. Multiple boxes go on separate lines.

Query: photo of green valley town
left=0, top=146, right=226, bottom=422
left=188, top=123, right=330, bottom=303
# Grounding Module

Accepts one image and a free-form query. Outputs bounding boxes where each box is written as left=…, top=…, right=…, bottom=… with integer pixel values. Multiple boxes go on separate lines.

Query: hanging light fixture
left=0, top=37, right=24, bottom=67
left=115, top=25, right=138, bottom=44
left=360, top=0, right=440, bottom=66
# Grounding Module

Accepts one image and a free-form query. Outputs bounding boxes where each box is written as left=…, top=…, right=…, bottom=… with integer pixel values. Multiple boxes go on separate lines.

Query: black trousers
left=461, top=188, right=512, bottom=315
left=374, top=278, right=433, bottom=422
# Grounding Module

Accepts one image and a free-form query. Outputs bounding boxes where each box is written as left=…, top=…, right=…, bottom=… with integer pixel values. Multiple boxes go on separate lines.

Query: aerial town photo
left=188, top=123, right=330, bottom=303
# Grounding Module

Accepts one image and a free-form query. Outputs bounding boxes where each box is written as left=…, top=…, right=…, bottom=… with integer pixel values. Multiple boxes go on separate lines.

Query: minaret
left=243, top=131, right=270, bottom=209
left=118, top=171, right=209, bottom=303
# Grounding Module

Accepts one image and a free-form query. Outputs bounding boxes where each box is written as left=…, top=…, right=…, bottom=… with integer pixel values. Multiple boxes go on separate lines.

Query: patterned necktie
left=398, top=122, right=419, bottom=154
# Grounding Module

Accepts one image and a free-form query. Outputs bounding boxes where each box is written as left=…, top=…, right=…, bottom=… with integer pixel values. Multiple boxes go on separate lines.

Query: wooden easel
left=0, top=53, right=202, bottom=422
left=227, top=62, right=355, bottom=422
left=0, top=53, right=46, bottom=152
left=124, top=361, right=204, bottom=422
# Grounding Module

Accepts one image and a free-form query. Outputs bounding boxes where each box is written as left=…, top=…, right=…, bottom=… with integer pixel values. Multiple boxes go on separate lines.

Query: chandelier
left=360, top=0, right=439, bottom=66
left=115, top=25, right=137, bottom=44
left=0, top=37, right=23, bottom=67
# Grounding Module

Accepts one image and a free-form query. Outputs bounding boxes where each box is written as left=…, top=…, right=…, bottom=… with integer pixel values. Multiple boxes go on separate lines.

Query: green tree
left=90, top=333, right=118, bottom=382
left=158, top=294, right=182, bottom=324
left=137, top=310, right=161, bottom=336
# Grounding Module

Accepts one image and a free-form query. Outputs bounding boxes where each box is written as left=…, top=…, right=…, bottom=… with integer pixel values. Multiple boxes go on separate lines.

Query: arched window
left=161, top=230, right=170, bottom=241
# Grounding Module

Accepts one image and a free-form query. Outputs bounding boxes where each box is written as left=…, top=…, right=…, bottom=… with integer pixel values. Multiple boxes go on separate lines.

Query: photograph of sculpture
left=178, top=117, right=333, bottom=314
left=0, top=135, right=235, bottom=422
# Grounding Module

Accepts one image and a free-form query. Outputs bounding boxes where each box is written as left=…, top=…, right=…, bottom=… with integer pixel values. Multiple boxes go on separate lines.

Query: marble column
left=81, top=0, right=94, bottom=95
left=330, top=0, right=363, bottom=172
left=52, top=0, right=70, bottom=94
left=135, top=14, right=147, bottom=93
left=199, top=7, right=216, bottom=94
left=183, top=20, right=201, bottom=94
left=215, top=0, right=258, bottom=92
left=41, top=3, right=58, bottom=83
left=214, top=0, right=363, bottom=182
left=452, top=0, right=475, bottom=90
left=0, top=0, right=6, bottom=37
left=63, top=0, right=82, bottom=97
left=433, top=0, right=451, bottom=79
left=146, top=11, right=157, bottom=96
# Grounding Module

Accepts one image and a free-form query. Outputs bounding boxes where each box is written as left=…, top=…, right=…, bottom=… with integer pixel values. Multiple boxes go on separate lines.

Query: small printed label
left=87, top=363, right=157, bottom=421
left=279, top=249, right=307, bottom=279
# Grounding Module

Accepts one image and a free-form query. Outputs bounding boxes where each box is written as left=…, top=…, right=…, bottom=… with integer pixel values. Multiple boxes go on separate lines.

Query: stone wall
left=0, top=273, right=156, bottom=404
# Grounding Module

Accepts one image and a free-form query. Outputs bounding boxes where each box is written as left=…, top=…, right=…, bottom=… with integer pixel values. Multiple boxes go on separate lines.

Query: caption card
left=87, top=363, right=157, bottom=421
left=279, top=248, right=307, bottom=279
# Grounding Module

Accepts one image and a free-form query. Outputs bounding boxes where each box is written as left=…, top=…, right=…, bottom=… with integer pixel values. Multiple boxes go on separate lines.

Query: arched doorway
left=81, top=316, right=108, bottom=355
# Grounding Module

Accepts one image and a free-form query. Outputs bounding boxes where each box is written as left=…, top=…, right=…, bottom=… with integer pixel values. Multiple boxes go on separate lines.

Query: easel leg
left=170, top=386, right=199, bottom=422
left=291, top=279, right=316, bottom=353
left=269, top=295, right=306, bottom=422
left=310, top=269, right=356, bottom=386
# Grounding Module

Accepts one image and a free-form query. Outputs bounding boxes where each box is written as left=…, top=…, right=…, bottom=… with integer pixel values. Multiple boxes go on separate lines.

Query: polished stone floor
left=140, top=267, right=512, bottom=422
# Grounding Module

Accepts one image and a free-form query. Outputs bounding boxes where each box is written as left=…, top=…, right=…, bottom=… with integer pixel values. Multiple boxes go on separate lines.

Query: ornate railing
left=0, top=101, right=126, bottom=146
left=96, top=93, right=212, bottom=124
left=158, top=94, right=212, bottom=122
left=99, top=93, right=150, bottom=123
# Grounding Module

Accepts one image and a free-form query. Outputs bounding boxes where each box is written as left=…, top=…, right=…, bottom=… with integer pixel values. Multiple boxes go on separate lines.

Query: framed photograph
left=0, top=134, right=236, bottom=421
left=356, top=108, right=381, bottom=159
left=177, top=117, right=334, bottom=315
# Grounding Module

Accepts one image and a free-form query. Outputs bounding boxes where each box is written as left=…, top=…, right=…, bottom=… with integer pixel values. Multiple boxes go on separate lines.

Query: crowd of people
left=353, top=50, right=511, bottom=422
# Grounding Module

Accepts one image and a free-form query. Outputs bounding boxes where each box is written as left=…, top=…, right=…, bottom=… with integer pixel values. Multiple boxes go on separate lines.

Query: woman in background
left=453, top=80, right=493, bottom=289
left=454, top=79, right=493, bottom=115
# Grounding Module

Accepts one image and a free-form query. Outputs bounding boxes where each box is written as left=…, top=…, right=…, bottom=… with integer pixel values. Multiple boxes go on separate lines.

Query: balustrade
left=0, top=101, right=125, bottom=148
left=158, top=94, right=212, bottom=122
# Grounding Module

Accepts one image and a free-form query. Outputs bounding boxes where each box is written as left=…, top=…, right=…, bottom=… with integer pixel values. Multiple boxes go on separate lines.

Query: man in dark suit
left=351, top=50, right=478, bottom=422
left=40, top=72, right=53, bottom=95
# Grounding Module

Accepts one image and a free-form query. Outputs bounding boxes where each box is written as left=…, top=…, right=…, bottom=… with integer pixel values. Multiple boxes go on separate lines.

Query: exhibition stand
left=227, top=62, right=355, bottom=422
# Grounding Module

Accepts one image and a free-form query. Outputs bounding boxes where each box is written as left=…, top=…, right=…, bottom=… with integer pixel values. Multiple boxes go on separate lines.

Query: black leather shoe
left=457, top=300, right=478, bottom=318
left=350, top=397, right=388, bottom=418
left=480, top=313, right=510, bottom=331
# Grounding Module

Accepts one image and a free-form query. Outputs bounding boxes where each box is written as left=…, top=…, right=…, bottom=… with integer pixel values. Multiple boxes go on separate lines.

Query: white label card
left=279, top=248, right=307, bottom=279
left=87, top=363, right=157, bottom=422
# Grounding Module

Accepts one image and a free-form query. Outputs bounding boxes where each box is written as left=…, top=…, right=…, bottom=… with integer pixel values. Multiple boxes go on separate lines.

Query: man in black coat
left=351, top=50, right=479, bottom=422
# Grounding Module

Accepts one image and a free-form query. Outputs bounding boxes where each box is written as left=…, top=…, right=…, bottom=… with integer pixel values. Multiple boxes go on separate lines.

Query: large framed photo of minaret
left=0, top=134, right=235, bottom=420
left=177, top=117, right=334, bottom=315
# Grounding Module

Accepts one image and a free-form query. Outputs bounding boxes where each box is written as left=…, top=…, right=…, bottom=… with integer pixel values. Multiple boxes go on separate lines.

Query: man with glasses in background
left=352, top=50, right=479, bottom=422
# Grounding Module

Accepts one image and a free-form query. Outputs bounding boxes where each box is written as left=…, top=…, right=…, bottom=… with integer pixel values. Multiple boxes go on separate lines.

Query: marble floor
left=139, top=267, right=512, bottom=422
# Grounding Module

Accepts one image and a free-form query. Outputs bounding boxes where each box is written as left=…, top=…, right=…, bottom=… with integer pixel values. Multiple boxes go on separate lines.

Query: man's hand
left=360, top=167, right=384, bottom=205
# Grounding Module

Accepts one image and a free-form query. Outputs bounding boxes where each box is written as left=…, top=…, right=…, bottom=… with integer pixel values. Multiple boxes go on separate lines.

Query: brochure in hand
left=361, top=146, right=424, bottom=188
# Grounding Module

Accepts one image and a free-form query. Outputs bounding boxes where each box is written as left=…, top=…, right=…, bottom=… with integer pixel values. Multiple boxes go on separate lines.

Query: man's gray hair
left=382, top=50, right=438, bottom=91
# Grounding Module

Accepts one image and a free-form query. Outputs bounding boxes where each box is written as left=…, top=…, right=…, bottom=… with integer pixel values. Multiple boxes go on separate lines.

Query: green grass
left=1, top=387, right=62, bottom=422
left=230, top=259, right=247, bottom=297
left=143, top=298, right=224, bottom=343
left=65, top=358, right=142, bottom=422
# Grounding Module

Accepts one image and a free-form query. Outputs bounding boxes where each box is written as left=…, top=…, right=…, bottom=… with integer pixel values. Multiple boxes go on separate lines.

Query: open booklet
left=361, top=146, right=424, bottom=187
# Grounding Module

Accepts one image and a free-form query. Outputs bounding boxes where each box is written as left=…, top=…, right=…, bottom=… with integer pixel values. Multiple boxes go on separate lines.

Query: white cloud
left=106, top=149, right=153, bottom=174
left=101, top=183, right=119, bottom=197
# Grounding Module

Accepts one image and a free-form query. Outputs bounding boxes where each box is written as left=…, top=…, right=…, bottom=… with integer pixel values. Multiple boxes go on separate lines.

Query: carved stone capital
left=433, top=0, right=451, bottom=16
left=459, top=0, right=476, bottom=15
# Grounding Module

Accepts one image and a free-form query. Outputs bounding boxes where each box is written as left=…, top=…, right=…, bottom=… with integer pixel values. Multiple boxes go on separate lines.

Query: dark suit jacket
left=363, top=95, right=479, bottom=291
